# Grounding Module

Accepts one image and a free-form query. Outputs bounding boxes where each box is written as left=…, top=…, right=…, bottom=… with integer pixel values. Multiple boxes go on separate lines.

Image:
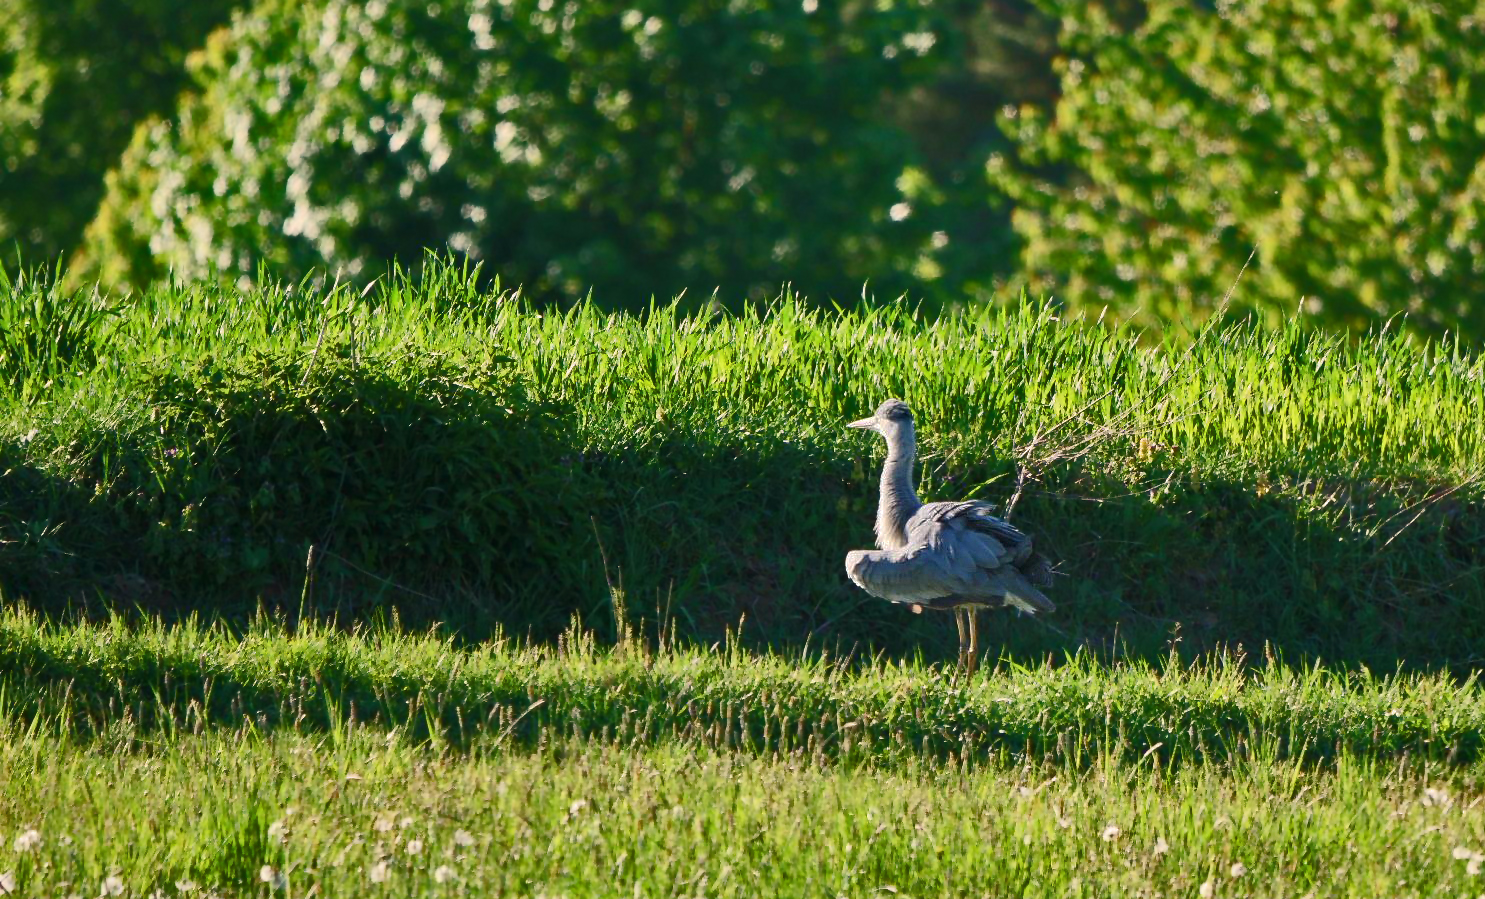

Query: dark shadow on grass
left=3, top=360, right=1484, bottom=673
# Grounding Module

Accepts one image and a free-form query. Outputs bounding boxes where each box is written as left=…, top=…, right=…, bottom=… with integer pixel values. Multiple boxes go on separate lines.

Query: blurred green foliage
left=80, top=0, right=964, bottom=306
left=0, top=0, right=244, bottom=268
left=8, top=0, right=1485, bottom=337
left=993, top=0, right=1485, bottom=337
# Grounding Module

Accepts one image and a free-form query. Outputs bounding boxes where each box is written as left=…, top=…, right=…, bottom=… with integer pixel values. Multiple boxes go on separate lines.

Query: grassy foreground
left=5, top=728, right=1485, bottom=898
left=2, top=261, right=1483, bottom=668
left=5, top=612, right=1485, bottom=897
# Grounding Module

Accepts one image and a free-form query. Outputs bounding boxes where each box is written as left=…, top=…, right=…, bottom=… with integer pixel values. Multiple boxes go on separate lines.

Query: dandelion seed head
left=453, top=829, right=475, bottom=847
left=12, top=829, right=40, bottom=853
left=433, top=865, right=456, bottom=884
left=102, top=875, right=125, bottom=896
left=369, top=860, right=391, bottom=884
left=1198, top=879, right=1215, bottom=898
left=374, top=816, right=396, bottom=832
left=1153, top=836, right=1169, bottom=855
left=1229, top=861, right=1247, bottom=877
left=405, top=839, right=424, bottom=855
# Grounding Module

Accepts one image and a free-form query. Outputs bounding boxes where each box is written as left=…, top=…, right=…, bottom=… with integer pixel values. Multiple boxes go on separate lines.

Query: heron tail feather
left=1001, top=569, right=1056, bottom=614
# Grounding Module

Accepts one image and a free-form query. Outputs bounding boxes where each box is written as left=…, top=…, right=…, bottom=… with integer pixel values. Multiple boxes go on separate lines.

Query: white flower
left=433, top=865, right=456, bottom=884
left=267, top=820, right=288, bottom=843
left=1153, top=836, right=1169, bottom=855
left=452, top=829, right=475, bottom=847
left=374, top=816, right=395, bottom=833
left=1100, top=824, right=1121, bottom=842
left=405, top=839, right=423, bottom=855
left=259, top=865, right=287, bottom=889
left=1229, top=861, right=1247, bottom=877
left=12, top=830, right=40, bottom=853
left=175, top=880, right=199, bottom=894
left=889, top=202, right=912, bottom=222
left=369, top=860, right=391, bottom=884
left=101, top=875, right=125, bottom=896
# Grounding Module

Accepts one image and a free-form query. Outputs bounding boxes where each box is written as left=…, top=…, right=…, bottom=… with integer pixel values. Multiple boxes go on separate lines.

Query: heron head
left=847, top=399, right=915, bottom=437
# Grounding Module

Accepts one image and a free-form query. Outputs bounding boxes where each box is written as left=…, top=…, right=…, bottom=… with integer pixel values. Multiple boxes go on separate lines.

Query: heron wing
left=846, top=501, right=1055, bottom=613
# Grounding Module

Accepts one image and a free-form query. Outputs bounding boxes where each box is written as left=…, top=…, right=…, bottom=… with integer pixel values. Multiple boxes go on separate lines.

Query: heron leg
left=953, top=609, right=968, bottom=673
left=967, top=609, right=980, bottom=677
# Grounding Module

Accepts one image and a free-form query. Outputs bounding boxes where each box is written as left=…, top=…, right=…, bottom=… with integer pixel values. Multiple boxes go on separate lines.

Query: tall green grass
left=1, top=259, right=1482, bottom=667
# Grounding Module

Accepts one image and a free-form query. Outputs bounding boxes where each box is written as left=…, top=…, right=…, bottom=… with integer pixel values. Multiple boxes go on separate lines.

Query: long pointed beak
left=846, top=417, right=877, bottom=430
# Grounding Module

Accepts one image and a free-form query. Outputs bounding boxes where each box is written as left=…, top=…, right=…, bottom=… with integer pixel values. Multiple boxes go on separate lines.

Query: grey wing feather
left=846, top=501, right=1055, bottom=614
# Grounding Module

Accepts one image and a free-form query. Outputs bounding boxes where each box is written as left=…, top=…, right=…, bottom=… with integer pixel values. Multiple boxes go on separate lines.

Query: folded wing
left=844, top=501, right=1054, bottom=614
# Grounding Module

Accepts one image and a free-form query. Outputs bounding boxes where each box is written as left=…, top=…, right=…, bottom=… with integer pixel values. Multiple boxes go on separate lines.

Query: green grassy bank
left=2, top=261, right=1483, bottom=667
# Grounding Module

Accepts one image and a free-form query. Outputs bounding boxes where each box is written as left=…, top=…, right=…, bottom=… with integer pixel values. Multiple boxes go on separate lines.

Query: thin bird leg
left=954, top=609, right=968, bottom=672
left=967, top=609, right=980, bottom=677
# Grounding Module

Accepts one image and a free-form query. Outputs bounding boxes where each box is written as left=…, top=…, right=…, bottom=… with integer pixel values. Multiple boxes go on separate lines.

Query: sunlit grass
left=3, top=708, right=1485, bottom=897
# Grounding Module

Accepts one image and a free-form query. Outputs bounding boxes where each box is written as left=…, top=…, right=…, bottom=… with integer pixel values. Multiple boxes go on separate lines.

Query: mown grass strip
left=2, top=723, right=1483, bottom=898
left=4, top=608, right=1484, bottom=768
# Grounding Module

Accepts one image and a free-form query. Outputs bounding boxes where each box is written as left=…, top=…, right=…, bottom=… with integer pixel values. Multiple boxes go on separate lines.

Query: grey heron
left=844, top=399, right=1054, bottom=674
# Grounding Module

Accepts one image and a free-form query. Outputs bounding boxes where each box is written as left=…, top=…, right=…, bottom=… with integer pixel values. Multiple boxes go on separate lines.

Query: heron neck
left=875, top=434, right=921, bottom=549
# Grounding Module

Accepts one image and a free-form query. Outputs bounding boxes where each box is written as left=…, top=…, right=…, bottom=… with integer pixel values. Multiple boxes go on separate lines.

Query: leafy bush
left=82, top=0, right=954, bottom=307
left=0, top=0, right=244, bottom=269
left=993, top=0, right=1485, bottom=338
